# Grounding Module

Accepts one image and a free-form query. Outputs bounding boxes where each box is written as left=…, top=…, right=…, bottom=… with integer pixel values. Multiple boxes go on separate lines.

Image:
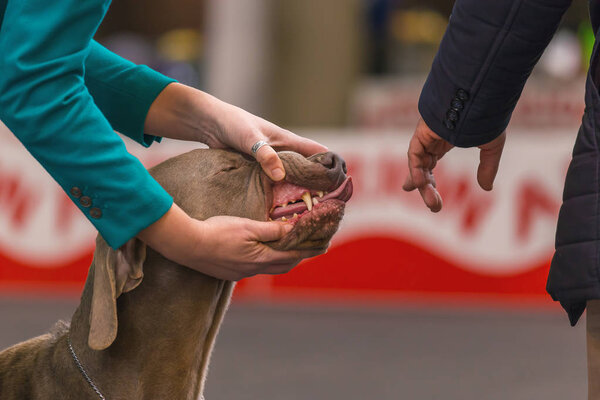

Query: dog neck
left=68, top=249, right=234, bottom=399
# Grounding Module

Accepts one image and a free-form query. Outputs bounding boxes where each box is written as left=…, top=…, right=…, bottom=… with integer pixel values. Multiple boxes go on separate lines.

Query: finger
left=403, top=174, right=416, bottom=192
left=406, top=119, right=453, bottom=211
left=260, top=260, right=303, bottom=275
left=288, top=136, right=329, bottom=156
left=407, top=161, right=442, bottom=211
left=408, top=164, right=442, bottom=212
left=257, top=247, right=327, bottom=265
left=477, top=132, right=506, bottom=191
left=248, top=220, right=293, bottom=242
left=407, top=136, right=439, bottom=193
left=263, top=124, right=329, bottom=156
left=404, top=171, right=435, bottom=191
left=418, top=183, right=442, bottom=212
left=420, top=152, right=436, bottom=171
left=406, top=136, right=430, bottom=189
left=254, top=144, right=286, bottom=181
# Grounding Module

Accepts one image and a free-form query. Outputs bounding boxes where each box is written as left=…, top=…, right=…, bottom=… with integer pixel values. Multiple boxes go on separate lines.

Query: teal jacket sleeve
left=85, top=41, right=176, bottom=147
left=0, top=0, right=173, bottom=249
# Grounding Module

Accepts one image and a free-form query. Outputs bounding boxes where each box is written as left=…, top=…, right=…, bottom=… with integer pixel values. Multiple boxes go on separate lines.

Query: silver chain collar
left=67, top=334, right=106, bottom=400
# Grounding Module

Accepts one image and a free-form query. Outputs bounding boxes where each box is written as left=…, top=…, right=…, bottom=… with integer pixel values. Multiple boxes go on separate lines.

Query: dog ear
left=88, top=236, right=146, bottom=350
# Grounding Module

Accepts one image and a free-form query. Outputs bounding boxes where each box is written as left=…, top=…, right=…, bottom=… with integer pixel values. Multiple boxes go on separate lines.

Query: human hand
left=138, top=204, right=326, bottom=281
left=403, top=118, right=506, bottom=212
left=205, top=100, right=328, bottom=182
left=145, top=83, right=328, bottom=182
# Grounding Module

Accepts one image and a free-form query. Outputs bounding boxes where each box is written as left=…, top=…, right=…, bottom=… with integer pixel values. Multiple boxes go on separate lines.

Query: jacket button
left=450, top=98, right=464, bottom=111
left=79, top=196, right=92, bottom=208
left=446, top=109, right=459, bottom=122
left=444, top=119, right=456, bottom=130
left=70, top=187, right=82, bottom=198
left=456, top=89, right=470, bottom=101
left=90, top=207, right=102, bottom=219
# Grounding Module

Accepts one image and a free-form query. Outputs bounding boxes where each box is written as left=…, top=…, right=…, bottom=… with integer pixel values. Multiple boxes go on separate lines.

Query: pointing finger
left=477, top=132, right=506, bottom=191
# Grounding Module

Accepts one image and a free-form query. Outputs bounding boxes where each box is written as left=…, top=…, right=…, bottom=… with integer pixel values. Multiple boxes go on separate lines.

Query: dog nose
left=316, top=152, right=347, bottom=175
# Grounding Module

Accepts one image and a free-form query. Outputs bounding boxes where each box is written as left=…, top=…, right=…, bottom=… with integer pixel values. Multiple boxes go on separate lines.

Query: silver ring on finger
left=251, top=140, right=269, bottom=155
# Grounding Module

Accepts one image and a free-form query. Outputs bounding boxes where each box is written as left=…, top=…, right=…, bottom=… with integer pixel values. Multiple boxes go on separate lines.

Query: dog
left=0, top=149, right=352, bottom=399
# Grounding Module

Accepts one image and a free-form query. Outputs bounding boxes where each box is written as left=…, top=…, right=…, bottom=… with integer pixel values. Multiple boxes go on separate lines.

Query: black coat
left=419, top=0, right=600, bottom=325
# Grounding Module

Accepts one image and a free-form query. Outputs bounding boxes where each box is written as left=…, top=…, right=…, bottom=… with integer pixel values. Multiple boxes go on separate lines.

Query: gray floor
left=0, top=297, right=587, bottom=400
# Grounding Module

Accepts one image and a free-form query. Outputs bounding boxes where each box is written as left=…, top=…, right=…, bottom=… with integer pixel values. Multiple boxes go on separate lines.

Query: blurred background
left=0, top=1, right=595, bottom=398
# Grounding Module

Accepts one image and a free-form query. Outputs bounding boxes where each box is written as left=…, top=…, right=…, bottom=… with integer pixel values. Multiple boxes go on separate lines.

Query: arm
left=419, top=0, right=572, bottom=147
left=84, top=42, right=328, bottom=183
left=0, top=0, right=173, bottom=249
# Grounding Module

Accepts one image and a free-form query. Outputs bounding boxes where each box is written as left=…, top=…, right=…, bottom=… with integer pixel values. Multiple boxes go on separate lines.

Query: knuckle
left=257, top=147, right=277, bottom=162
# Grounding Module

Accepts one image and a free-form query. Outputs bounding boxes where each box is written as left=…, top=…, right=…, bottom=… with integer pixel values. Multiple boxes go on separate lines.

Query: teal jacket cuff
left=75, top=164, right=174, bottom=249
left=85, top=40, right=177, bottom=148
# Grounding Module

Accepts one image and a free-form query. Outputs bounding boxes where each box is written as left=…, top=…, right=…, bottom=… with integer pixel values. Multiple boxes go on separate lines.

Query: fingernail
left=271, top=168, right=285, bottom=181
left=283, top=224, right=293, bottom=233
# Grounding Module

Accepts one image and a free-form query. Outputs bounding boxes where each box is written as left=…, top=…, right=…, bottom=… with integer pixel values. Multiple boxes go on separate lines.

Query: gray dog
left=0, top=149, right=352, bottom=400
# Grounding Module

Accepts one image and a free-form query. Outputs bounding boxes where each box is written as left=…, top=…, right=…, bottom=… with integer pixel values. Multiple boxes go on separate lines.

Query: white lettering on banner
left=307, top=131, right=574, bottom=276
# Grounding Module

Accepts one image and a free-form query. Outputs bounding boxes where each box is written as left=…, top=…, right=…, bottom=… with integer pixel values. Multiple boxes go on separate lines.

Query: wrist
left=184, top=87, right=226, bottom=146
left=137, top=203, right=196, bottom=260
left=144, top=83, right=222, bottom=144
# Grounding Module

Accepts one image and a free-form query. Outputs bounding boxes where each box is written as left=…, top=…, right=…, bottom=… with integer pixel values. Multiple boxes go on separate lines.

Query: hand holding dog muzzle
left=145, top=82, right=329, bottom=182
left=206, top=100, right=328, bottom=182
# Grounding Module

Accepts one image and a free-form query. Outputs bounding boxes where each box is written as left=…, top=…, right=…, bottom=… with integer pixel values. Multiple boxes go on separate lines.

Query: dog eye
left=218, top=165, right=238, bottom=173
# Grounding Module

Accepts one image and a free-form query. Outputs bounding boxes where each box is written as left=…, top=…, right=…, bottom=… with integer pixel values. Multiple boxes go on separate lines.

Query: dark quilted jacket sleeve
left=419, top=0, right=572, bottom=147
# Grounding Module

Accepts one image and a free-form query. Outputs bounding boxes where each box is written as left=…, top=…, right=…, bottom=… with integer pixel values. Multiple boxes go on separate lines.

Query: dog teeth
left=280, top=202, right=288, bottom=207
left=313, top=197, right=319, bottom=205
left=301, top=191, right=313, bottom=211
left=317, top=191, right=324, bottom=198
left=293, top=213, right=298, bottom=218
left=281, top=217, right=287, bottom=221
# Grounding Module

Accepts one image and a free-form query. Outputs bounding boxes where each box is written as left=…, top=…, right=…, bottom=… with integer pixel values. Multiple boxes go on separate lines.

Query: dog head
left=87, top=149, right=352, bottom=350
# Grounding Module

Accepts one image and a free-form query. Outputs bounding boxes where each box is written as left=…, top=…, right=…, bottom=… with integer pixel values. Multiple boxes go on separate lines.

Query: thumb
left=255, top=143, right=286, bottom=181
left=477, top=131, right=506, bottom=191
left=247, top=220, right=294, bottom=242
